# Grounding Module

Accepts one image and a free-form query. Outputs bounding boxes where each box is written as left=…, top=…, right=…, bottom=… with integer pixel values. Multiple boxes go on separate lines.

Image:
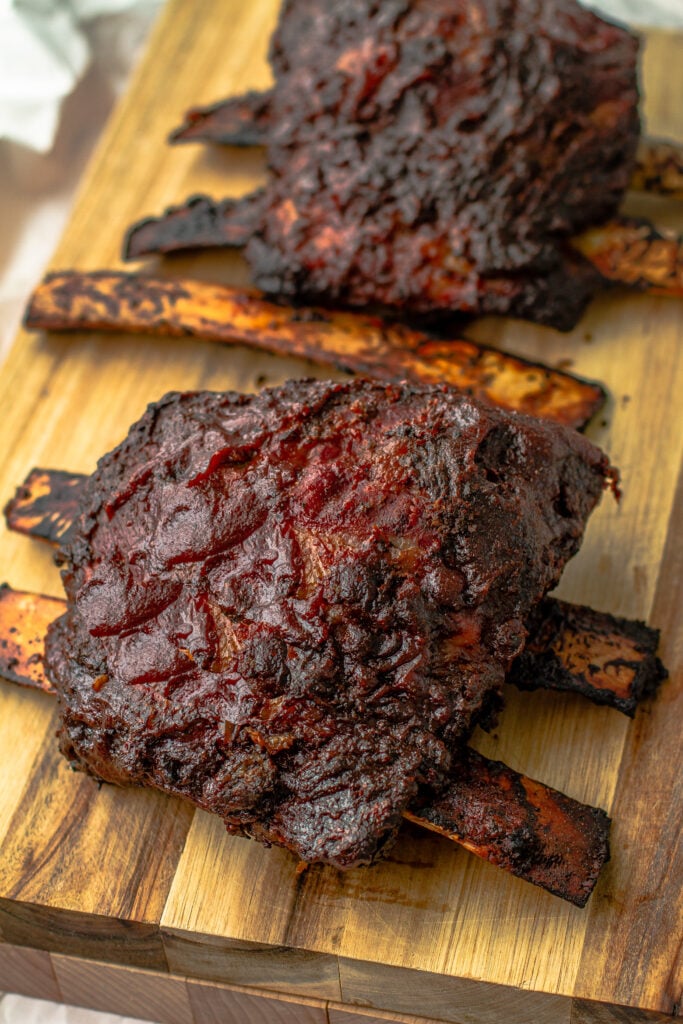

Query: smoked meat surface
left=45, top=380, right=613, bottom=867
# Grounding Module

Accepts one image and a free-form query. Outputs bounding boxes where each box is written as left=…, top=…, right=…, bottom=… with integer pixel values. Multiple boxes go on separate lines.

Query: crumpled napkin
left=0, top=0, right=160, bottom=152
left=587, top=0, right=683, bottom=27
left=0, top=992, right=155, bottom=1024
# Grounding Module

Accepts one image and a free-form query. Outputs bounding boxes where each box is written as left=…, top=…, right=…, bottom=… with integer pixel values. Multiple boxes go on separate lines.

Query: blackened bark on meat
left=249, top=0, right=639, bottom=327
left=6, top=472, right=664, bottom=717
left=0, top=582, right=611, bottom=904
left=131, top=0, right=640, bottom=329
left=248, top=0, right=640, bottom=327
left=43, top=380, right=613, bottom=867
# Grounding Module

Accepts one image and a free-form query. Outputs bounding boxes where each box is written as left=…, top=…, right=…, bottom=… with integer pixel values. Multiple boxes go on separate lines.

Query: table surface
left=0, top=4, right=681, bottom=1024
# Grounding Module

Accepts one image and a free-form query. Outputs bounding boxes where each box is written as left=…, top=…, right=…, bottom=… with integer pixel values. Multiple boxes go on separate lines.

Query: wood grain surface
left=0, top=3, right=680, bottom=1022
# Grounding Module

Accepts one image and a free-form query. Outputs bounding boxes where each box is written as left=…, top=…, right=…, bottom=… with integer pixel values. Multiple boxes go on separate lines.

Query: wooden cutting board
left=0, top=4, right=681, bottom=1023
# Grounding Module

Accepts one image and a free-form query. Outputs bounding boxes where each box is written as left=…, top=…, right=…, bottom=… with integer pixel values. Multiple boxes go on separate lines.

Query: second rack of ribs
left=127, top=0, right=641, bottom=330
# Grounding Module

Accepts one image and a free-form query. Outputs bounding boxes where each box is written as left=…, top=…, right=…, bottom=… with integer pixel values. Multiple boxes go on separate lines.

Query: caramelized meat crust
left=241, top=0, right=639, bottom=327
left=45, top=380, right=612, bottom=866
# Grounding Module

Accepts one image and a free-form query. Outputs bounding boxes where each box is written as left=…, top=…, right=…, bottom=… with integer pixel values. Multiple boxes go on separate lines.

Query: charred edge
left=412, top=751, right=610, bottom=907
left=168, top=89, right=274, bottom=146
left=0, top=585, right=62, bottom=694
left=24, top=271, right=194, bottom=332
left=4, top=468, right=86, bottom=545
left=631, top=139, right=683, bottom=199
left=22, top=268, right=606, bottom=431
left=572, top=218, right=683, bottom=295
left=123, top=192, right=263, bottom=260
left=446, top=338, right=607, bottom=430
left=511, top=598, right=668, bottom=715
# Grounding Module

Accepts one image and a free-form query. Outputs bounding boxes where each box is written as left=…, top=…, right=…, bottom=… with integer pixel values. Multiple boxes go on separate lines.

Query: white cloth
left=0, top=993, right=156, bottom=1024
left=0, top=0, right=161, bottom=152
left=0, top=0, right=161, bottom=364
left=585, top=0, right=683, bottom=26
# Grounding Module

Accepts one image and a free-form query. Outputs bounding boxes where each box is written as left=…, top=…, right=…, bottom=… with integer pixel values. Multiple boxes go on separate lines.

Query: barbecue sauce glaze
left=46, top=380, right=613, bottom=866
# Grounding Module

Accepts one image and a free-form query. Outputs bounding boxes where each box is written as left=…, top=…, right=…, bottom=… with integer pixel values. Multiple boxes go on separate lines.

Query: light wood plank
left=572, top=460, right=683, bottom=1015
left=160, top=814, right=341, bottom=999
left=0, top=725, right=193, bottom=967
left=337, top=959, right=570, bottom=1024
left=328, top=1004, right=465, bottom=1024
left=570, top=999, right=676, bottom=1024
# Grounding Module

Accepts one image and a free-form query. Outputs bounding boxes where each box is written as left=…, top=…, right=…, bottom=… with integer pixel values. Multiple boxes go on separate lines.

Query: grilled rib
left=0, top=582, right=609, bottom=906
left=168, top=86, right=683, bottom=207
left=24, top=270, right=606, bottom=430
left=123, top=200, right=683, bottom=304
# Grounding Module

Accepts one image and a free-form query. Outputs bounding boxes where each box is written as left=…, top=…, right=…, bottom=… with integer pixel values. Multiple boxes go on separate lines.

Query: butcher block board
left=0, top=3, right=681, bottom=1023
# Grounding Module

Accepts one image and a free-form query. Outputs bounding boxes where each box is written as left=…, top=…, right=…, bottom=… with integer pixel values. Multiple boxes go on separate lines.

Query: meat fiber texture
left=246, top=0, right=640, bottom=328
left=45, top=380, right=613, bottom=867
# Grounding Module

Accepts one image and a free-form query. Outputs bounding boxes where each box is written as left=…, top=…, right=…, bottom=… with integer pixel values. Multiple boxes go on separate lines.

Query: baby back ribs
left=127, top=0, right=641, bottom=330
left=40, top=378, right=615, bottom=869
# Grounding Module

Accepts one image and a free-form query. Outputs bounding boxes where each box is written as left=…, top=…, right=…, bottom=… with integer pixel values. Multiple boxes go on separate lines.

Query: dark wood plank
left=0, top=722, right=193, bottom=969
left=574, top=460, right=683, bottom=1015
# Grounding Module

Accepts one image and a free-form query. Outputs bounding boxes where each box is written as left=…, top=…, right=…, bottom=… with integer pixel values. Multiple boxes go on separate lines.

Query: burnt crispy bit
left=4, top=468, right=85, bottom=547
left=0, top=585, right=61, bottom=694
left=124, top=192, right=265, bottom=260
left=407, top=749, right=610, bottom=907
left=571, top=219, right=683, bottom=297
left=169, top=90, right=274, bottom=146
left=510, top=598, right=667, bottom=716
left=44, top=379, right=614, bottom=867
left=632, top=139, right=683, bottom=200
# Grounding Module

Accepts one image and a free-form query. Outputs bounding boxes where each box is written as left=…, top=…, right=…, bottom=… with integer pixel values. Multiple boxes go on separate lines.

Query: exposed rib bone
left=124, top=191, right=264, bottom=258
left=3, top=468, right=84, bottom=546
left=508, top=598, right=666, bottom=717
left=405, top=749, right=609, bottom=907
left=571, top=218, right=683, bottom=296
left=0, top=584, right=609, bottom=906
left=23, top=270, right=605, bottom=430
left=5, top=469, right=665, bottom=716
left=168, top=89, right=273, bottom=146
left=0, top=584, right=61, bottom=693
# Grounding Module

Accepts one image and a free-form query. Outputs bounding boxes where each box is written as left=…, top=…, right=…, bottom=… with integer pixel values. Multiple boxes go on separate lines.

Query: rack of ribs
left=0, top=380, right=666, bottom=905
left=122, top=0, right=683, bottom=328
